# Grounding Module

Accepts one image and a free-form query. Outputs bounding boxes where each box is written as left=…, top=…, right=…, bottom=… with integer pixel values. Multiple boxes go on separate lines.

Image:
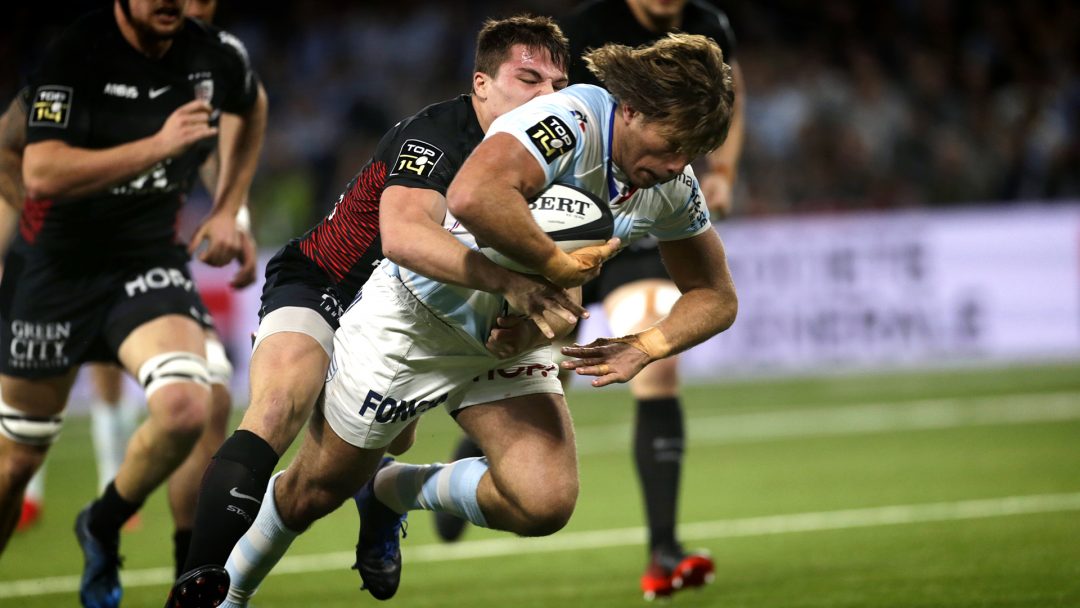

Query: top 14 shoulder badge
left=29, top=85, right=73, bottom=128
left=528, top=115, right=576, bottom=163
left=391, top=139, right=445, bottom=178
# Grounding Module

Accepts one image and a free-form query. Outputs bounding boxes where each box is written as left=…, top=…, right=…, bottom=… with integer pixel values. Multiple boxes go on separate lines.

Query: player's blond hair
left=584, top=33, right=735, bottom=156
left=474, top=15, right=570, bottom=77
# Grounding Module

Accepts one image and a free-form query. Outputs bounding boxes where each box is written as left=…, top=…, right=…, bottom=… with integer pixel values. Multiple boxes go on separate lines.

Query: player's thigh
left=242, top=330, right=330, bottom=450
left=0, top=371, right=79, bottom=417
left=454, top=391, right=577, bottom=495
left=117, top=314, right=207, bottom=370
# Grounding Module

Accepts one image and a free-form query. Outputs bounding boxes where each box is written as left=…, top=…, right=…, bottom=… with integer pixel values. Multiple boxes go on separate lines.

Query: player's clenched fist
left=154, top=99, right=218, bottom=158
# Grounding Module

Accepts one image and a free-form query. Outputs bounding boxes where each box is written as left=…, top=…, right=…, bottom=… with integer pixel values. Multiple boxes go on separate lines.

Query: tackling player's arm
left=380, top=184, right=583, bottom=339
left=701, top=61, right=745, bottom=217
left=23, top=99, right=217, bottom=200
left=446, top=133, right=618, bottom=288
left=189, top=81, right=267, bottom=266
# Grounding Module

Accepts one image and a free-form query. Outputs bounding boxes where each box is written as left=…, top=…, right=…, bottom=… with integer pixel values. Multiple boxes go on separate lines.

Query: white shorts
left=323, top=272, right=563, bottom=449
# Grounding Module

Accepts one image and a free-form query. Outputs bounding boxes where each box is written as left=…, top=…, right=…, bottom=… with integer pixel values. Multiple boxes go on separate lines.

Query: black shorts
left=584, top=237, right=669, bottom=306
left=259, top=244, right=345, bottom=330
left=0, top=245, right=211, bottom=378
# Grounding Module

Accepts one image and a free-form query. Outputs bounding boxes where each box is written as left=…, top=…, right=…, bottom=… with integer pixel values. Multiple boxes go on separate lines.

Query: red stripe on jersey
left=299, top=161, right=387, bottom=282
left=19, top=198, right=52, bottom=245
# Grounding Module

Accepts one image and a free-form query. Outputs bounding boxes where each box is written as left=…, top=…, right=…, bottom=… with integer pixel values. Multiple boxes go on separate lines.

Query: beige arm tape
left=611, top=326, right=672, bottom=361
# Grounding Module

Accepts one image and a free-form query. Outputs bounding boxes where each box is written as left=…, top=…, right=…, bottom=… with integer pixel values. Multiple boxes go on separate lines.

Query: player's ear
left=620, top=102, right=639, bottom=124
left=473, top=71, right=489, bottom=99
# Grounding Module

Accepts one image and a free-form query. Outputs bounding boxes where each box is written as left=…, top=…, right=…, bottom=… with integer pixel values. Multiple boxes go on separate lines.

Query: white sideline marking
left=576, top=390, right=1080, bottom=454
left=3, top=492, right=1080, bottom=598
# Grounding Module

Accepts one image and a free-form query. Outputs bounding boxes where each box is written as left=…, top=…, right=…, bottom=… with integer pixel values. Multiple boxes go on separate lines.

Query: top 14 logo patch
left=30, top=85, right=72, bottom=128
left=391, top=139, right=445, bottom=178
left=527, top=115, right=575, bottom=163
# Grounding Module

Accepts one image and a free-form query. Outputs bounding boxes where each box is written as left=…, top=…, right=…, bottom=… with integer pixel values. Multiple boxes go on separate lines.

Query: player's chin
left=150, top=14, right=184, bottom=36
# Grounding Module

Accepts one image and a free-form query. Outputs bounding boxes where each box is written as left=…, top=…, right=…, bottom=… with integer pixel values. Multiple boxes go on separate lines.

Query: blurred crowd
left=4, top=0, right=1079, bottom=246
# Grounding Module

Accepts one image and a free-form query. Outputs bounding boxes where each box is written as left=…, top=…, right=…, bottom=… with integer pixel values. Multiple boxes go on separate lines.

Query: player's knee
left=153, top=385, right=210, bottom=439
left=514, top=478, right=578, bottom=537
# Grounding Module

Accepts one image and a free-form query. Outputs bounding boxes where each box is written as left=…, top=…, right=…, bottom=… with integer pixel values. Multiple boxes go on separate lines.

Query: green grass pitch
left=3, top=362, right=1079, bottom=607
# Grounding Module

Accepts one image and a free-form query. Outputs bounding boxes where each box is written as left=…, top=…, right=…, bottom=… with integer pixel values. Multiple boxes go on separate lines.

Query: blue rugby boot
left=352, top=457, right=408, bottom=601
left=75, top=503, right=123, bottom=608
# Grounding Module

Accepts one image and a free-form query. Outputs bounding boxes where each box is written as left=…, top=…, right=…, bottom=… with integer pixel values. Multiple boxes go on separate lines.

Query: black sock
left=89, top=481, right=144, bottom=542
left=173, top=528, right=192, bottom=580
left=180, top=430, right=280, bottom=573
left=634, top=397, right=684, bottom=553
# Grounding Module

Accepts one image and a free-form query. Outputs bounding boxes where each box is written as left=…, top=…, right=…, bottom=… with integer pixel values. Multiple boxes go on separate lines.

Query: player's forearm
left=22, top=137, right=170, bottom=200
left=211, top=85, right=267, bottom=216
left=448, top=135, right=563, bottom=273
left=383, top=211, right=520, bottom=294
left=649, top=286, right=737, bottom=359
left=448, top=178, right=560, bottom=273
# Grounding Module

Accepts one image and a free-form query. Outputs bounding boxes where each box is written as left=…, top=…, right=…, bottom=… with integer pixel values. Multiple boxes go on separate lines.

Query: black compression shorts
left=258, top=243, right=345, bottom=330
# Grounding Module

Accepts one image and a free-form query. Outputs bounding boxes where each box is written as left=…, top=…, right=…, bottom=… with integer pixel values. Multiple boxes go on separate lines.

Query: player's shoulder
left=182, top=18, right=253, bottom=69
left=392, top=95, right=481, bottom=146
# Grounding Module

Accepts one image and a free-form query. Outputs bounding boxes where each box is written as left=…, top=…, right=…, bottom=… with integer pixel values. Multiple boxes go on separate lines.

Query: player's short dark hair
left=474, top=15, right=570, bottom=77
left=585, top=33, right=735, bottom=157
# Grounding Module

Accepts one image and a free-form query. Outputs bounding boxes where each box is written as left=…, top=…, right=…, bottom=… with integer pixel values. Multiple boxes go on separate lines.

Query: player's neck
left=472, top=94, right=495, bottom=133
left=626, top=3, right=682, bottom=33
left=115, top=3, right=175, bottom=59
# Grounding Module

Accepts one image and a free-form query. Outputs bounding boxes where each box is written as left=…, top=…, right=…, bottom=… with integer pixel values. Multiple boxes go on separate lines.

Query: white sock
left=90, top=398, right=138, bottom=491
left=374, top=458, right=489, bottom=527
left=25, top=465, right=46, bottom=503
left=223, top=472, right=299, bottom=608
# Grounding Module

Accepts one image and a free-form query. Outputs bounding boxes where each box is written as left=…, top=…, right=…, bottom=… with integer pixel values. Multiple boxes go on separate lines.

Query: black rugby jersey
left=21, top=9, right=258, bottom=256
left=561, top=0, right=736, bottom=87
left=293, top=94, right=485, bottom=303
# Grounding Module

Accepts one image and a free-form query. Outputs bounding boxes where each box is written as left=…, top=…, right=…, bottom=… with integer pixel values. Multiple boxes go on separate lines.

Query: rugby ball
left=479, top=183, right=614, bottom=274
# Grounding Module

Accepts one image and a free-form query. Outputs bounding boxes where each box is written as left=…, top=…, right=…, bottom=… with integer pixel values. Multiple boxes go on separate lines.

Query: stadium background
left=1, top=1, right=1078, bottom=606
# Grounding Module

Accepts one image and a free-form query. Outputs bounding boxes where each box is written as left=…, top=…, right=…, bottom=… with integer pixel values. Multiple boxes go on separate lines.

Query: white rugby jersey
left=380, top=84, right=713, bottom=345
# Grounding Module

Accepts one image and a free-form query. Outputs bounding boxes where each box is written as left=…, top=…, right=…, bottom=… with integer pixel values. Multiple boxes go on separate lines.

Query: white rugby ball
left=479, top=183, right=614, bottom=274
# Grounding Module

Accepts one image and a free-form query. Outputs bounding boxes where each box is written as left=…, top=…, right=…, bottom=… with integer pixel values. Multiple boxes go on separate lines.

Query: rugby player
left=165, top=15, right=582, bottom=608
left=0, top=3, right=266, bottom=608
left=211, top=31, right=735, bottom=607
left=3, top=1, right=257, bottom=559
left=437, top=0, right=746, bottom=598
